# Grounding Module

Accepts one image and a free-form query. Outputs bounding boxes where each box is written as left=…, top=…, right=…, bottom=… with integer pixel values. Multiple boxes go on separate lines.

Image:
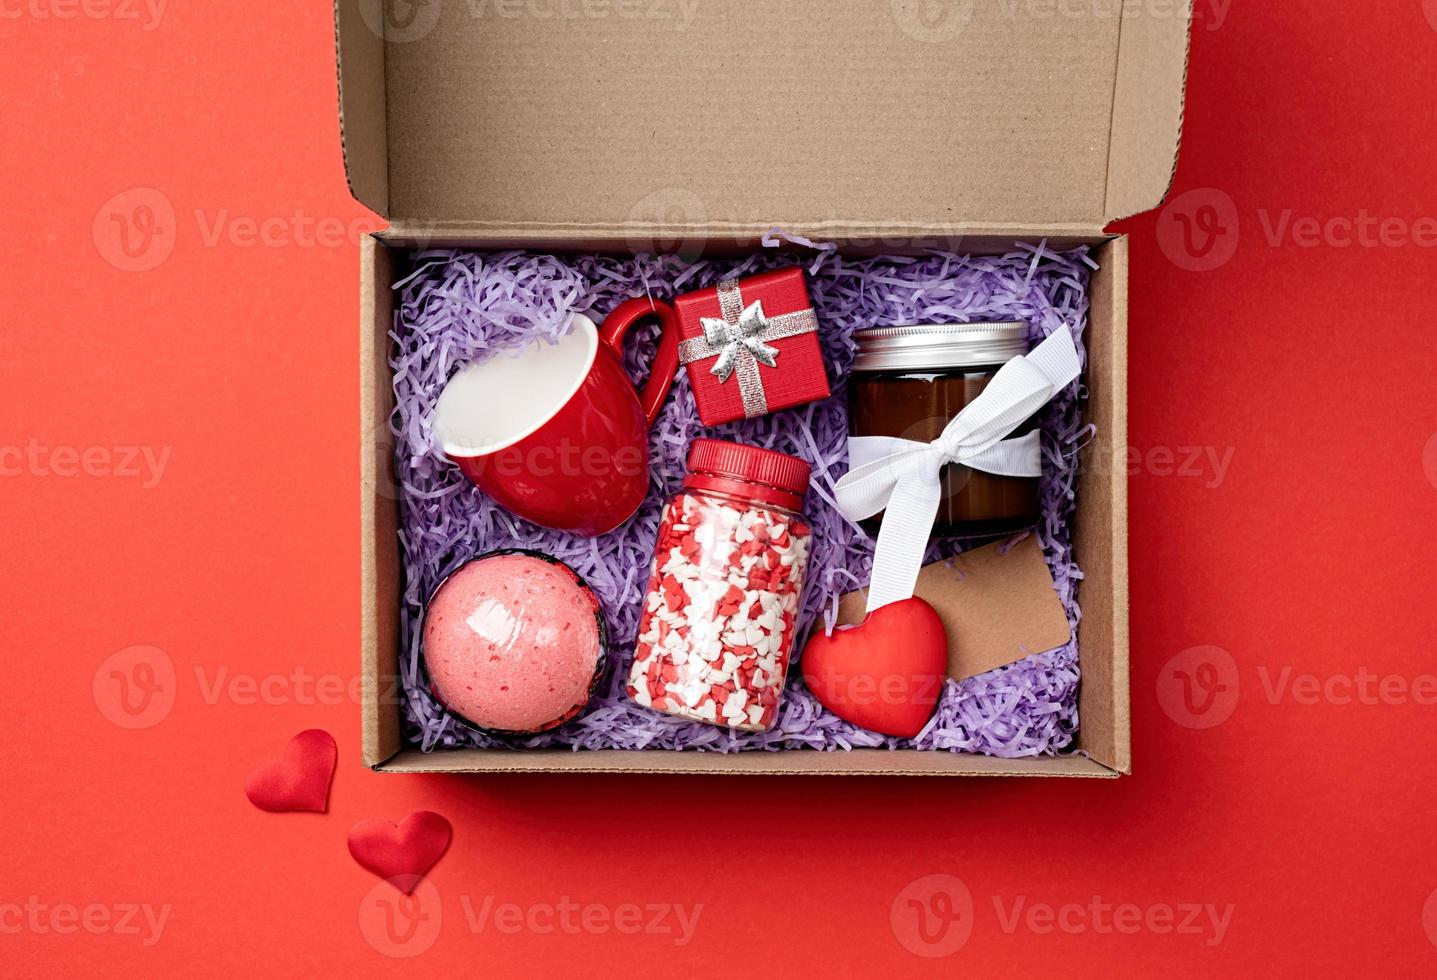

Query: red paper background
left=4, top=3, right=1437, bottom=976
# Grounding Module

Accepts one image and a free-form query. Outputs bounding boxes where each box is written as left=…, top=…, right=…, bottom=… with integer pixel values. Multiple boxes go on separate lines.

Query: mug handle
left=597, top=297, right=681, bottom=428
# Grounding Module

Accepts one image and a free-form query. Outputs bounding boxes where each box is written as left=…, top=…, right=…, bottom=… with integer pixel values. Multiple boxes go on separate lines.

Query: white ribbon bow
left=834, top=327, right=1082, bottom=613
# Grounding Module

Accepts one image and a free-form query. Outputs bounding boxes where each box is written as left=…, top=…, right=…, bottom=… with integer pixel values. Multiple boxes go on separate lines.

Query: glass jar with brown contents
left=848, top=322, right=1041, bottom=537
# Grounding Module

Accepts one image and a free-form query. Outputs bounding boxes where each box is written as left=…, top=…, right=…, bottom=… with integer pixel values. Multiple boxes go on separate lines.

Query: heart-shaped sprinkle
left=347, top=811, right=453, bottom=893
left=243, top=729, right=337, bottom=814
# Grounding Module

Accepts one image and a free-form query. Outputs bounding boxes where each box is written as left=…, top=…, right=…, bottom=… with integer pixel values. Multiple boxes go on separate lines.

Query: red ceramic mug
left=433, top=298, right=680, bottom=536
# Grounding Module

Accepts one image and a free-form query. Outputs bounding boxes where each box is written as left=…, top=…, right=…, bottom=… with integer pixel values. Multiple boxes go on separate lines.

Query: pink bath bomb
left=422, top=552, right=605, bottom=733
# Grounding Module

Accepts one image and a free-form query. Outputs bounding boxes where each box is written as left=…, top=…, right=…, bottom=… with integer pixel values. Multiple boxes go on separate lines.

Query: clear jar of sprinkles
left=627, top=439, right=813, bottom=731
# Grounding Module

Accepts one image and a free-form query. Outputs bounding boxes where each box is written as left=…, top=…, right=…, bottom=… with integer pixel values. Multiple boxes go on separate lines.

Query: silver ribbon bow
left=834, top=327, right=1082, bottom=613
left=678, top=279, right=819, bottom=418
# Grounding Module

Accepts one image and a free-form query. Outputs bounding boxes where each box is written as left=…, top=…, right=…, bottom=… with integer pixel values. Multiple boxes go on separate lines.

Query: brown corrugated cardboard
left=359, top=233, right=1129, bottom=778
left=1076, top=231, right=1131, bottom=774
left=334, top=0, right=387, bottom=215
left=336, top=2, right=1190, bottom=229
left=359, top=238, right=402, bottom=766
left=344, top=0, right=1187, bottom=777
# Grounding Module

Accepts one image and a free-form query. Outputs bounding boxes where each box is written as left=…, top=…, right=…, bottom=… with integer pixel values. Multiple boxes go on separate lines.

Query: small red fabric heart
left=347, top=811, right=452, bottom=893
left=801, top=596, right=948, bottom=738
left=244, top=728, right=337, bottom=814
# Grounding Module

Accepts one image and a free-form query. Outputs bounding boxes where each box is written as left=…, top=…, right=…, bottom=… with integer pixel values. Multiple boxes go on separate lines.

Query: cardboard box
left=341, top=0, right=1191, bottom=777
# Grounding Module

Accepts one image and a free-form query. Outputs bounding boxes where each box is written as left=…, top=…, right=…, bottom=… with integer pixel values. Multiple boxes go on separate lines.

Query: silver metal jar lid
left=851, top=321, right=1030, bottom=371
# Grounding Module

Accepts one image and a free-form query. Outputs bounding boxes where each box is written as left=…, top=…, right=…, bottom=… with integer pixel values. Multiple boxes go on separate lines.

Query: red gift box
left=673, top=267, right=830, bottom=425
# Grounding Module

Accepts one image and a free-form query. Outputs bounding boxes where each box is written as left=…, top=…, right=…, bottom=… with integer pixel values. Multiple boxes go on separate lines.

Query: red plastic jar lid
left=684, top=438, right=811, bottom=513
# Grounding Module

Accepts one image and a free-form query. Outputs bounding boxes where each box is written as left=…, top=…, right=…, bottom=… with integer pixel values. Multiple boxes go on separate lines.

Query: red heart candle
left=800, top=597, right=948, bottom=738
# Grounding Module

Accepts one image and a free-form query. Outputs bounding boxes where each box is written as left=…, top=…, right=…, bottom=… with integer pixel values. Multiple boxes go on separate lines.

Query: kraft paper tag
left=834, top=535, right=1072, bottom=682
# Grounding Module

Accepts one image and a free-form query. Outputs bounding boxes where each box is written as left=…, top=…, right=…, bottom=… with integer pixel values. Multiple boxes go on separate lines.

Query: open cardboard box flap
left=335, top=0, right=1190, bottom=237
left=343, top=0, right=1185, bottom=776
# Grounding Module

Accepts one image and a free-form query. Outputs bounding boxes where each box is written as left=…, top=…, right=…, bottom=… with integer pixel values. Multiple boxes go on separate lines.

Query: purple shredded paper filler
left=389, top=242, right=1094, bottom=757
